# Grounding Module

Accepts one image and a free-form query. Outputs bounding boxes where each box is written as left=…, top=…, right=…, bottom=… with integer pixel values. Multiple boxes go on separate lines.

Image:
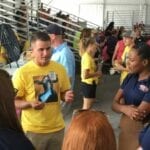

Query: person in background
left=46, top=24, right=75, bottom=118
left=0, top=45, right=7, bottom=66
left=112, top=44, right=150, bottom=150
left=0, top=69, right=34, bottom=150
left=114, top=31, right=135, bottom=84
left=105, top=29, right=118, bottom=66
left=73, top=30, right=81, bottom=51
left=62, top=109, right=116, bottom=150
left=79, top=28, right=101, bottom=67
left=146, top=38, right=150, bottom=46
left=138, top=123, right=150, bottom=150
left=105, top=21, right=114, bottom=36
left=12, top=31, right=74, bottom=150
left=22, top=39, right=30, bottom=51
left=46, top=24, right=75, bottom=89
left=134, top=29, right=145, bottom=47
left=112, top=34, right=126, bottom=66
left=79, top=28, right=92, bottom=57
left=80, top=37, right=102, bottom=109
left=117, top=26, right=125, bottom=40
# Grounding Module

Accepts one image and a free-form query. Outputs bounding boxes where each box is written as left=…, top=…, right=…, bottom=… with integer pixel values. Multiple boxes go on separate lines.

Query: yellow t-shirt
left=0, top=46, right=7, bottom=64
left=73, top=31, right=81, bottom=50
left=120, top=46, right=131, bottom=84
left=23, top=40, right=30, bottom=51
left=81, top=52, right=99, bottom=84
left=12, top=60, right=71, bottom=133
left=15, top=32, right=20, bottom=41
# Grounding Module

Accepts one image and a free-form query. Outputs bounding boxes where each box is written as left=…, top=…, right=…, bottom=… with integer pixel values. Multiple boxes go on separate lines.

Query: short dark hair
left=46, top=24, right=64, bottom=35
left=31, top=31, right=50, bottom=44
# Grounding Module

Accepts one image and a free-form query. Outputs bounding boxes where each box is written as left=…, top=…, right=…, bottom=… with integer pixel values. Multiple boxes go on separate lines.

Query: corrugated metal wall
left=5, top=0, right=150, bottom=28
left=41, top=0, right=150, bottom=28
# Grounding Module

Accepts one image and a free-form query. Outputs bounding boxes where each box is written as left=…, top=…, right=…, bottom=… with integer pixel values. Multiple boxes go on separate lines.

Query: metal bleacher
left=0, top=0, right=101, bottom=63
left=1, top=0, right=150, bottom=65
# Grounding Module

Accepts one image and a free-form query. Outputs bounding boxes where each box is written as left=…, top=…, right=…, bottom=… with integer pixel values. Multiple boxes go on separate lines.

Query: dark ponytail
left=134, top=43, right=150, bottom=60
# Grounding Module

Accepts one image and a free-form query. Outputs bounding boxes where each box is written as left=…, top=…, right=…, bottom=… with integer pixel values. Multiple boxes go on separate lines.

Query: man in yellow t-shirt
left=12, top=31, right=74, bottom=150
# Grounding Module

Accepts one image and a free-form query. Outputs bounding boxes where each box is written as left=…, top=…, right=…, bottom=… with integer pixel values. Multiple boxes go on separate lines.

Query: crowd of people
left=1, top=2, right=150, bottom=149
left=0, top=22, right=150, bottom=150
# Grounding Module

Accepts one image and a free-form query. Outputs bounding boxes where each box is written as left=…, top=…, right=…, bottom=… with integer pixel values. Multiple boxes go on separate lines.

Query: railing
left=43, top=2, right=101, bottom=29
left=0, top=0, right=102, bottom=62
left=106, top=9, right=145, bottom=30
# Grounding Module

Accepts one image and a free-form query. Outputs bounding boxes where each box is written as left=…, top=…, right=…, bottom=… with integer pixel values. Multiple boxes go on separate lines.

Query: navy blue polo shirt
left=121, top=74, right=150, bottom=106
left=139, top=124, right=150, bottom=150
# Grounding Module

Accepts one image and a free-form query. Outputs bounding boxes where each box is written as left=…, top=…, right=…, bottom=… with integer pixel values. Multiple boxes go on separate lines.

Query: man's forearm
left=15, top=97, right=31, bottom=110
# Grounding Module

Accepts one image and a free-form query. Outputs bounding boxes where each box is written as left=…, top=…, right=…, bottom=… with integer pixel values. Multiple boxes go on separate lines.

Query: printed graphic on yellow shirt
left=33, top=71, right=58, bottom=103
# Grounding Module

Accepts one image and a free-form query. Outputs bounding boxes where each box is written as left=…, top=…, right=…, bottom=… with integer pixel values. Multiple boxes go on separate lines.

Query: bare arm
left=60, top=90, right=74, bottom=103
left=138, top=101, right=150, bottom=113
left=15, top=96, right=45, bottom=110
left=83, top=69, right=102, bottom=79
left=112, top=89, right=126, bottom=113
left=112, top=89, right=141, bottom=120
left=114, top=62, right=129, bottom=72
left=134, top=101, right=150, bottom=121
left=112, top=42, right=119, bottom=65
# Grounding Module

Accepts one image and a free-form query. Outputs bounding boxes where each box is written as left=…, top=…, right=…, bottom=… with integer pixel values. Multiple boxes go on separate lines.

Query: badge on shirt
left=139, top=84, right=149, bottom=92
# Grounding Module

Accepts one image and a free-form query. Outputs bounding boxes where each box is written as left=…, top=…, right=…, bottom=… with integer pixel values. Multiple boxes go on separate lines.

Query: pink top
left=146, top=39, right=150, bottom=46
left=116, top=40, right=125, bottom=60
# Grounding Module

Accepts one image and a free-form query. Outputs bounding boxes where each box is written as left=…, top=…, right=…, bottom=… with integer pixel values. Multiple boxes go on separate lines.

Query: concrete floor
left=63, top=73, right=121, bottom=139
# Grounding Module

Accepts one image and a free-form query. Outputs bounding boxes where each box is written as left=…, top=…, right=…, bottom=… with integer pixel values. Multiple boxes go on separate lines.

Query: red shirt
left=116, top=40, right=125, bottom=60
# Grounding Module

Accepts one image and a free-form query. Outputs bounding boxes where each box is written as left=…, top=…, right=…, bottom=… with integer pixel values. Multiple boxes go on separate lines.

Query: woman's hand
left=123, top=105, right=146, bottom=121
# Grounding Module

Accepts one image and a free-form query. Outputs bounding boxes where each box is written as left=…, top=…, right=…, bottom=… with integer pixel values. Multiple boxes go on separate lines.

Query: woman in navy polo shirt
left=138, top=123, right=150, bottom=150
left=112, top=43, right=150, bottom=150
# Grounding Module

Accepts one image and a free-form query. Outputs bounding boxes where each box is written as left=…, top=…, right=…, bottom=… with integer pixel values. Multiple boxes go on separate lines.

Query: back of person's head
left=30, top=31, right=50, bottom=44
left=79, top=37, right=97, bottom=56
left=62, top=110, right=116, bottom=150
left=80, top=28, right=92, bottom=39
left=105, top=21, right=114, bottom=34
left=0, top=69, right=23, bottom=132
left=134, top=43, right=150, bottom=60
left=119, top=26, right=125, bottom=32
left=82, top=37, right=97, bottom=49
left=46, top=24, right=64, bottom=36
